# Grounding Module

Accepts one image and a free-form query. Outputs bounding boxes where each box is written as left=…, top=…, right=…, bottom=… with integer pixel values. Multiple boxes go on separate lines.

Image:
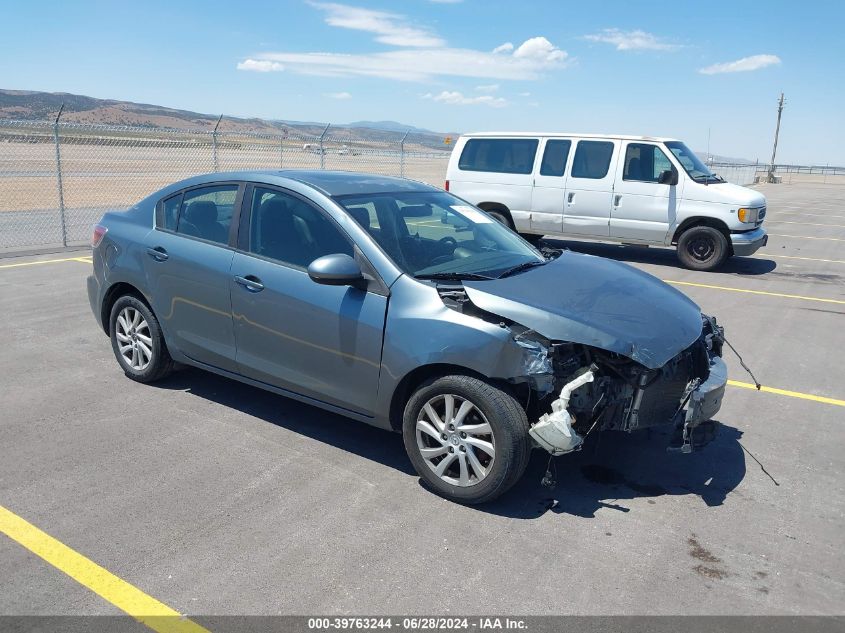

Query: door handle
left=146, top=246, right=168, bottom=261
left=614, top=194, right=622, bottom=207
left=234, top=275, right=265, bottom=292
left=567, top=192, right=575, bottom=204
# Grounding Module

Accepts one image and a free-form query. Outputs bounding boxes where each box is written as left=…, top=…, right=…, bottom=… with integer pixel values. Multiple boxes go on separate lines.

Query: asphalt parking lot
left=1, top=181, right=843, bottom=619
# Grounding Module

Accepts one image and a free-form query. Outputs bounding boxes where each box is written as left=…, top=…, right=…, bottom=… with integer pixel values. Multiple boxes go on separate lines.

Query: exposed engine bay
left=437, top=281, right=728, bottom=456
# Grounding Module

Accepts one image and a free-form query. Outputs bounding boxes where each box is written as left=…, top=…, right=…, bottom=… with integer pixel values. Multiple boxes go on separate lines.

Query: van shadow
left=544, top=239, right=777, bottom=276
left=154, top=368, right=746, bottom=519
left=479, top=423, right=746, bottom=519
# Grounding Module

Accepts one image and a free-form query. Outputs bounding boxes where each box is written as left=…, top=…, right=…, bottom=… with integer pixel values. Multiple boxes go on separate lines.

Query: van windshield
left=335, top=191, right=544, bottom=280
left=664, top=141, right=723, bottom=183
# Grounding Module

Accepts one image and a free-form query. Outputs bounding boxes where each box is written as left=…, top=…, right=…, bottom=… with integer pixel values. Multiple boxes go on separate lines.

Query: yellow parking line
left=0, top=256, right=91, bottom=269
left=769, top=233, right=845, bottom=242
left=662, top=280, right=845, bottom=304
left=728, top=380, right=845, bottom=407
left=767, top=254, right=845, bottom=265
left=0, top=505, right=210, bottom=633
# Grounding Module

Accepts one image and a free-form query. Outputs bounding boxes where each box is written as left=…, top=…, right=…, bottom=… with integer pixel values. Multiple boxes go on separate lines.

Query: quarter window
left=571, top=141, right=614, bottom=179
left=176, top=185, right=238, bottom=245
left=623, top=143, right=674, bottom=183
left=160, top=194, right=182, bottom=231
left=458, top=138, right=539, bottom=174
left=248, top=187, right=352, bottom=269
left=539, top=140, right=572, bottom=177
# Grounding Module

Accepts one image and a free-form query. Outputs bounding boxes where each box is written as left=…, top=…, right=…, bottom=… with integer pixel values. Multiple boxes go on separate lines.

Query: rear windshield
left=458, top=138, right=538, bottom=174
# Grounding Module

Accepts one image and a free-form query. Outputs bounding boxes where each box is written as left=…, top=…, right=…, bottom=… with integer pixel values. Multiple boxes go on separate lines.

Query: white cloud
left=518, top=92, right=531, bottom=97
left=424, top=91, right=507, bottom=107
left=583, top=28, right=680, bottom=51
left=309, top=2, right=444, bottom=47
left=475, top=83, right=499, bottom=93
left=513, top=36, right=567, bottom=62
left=492, top=42, right=514, bottom=54
left=239, top=36, right=569, bottom=82
left=324, top=91, right=352, bottom=99
left=236, top=59, right=284, bottom=72
left=699, top=54, right=781, bottom=75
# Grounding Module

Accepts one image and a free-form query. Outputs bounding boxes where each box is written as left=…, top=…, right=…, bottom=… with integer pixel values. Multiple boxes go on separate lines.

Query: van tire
left=485, top=210, right=513, bottom=228
left=677, top=226, right=729, bottom=271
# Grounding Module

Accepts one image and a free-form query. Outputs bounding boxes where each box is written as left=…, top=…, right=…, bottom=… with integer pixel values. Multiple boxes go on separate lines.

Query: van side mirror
left=658, top=169, right=678, bottom=186
left=308, top=254, right=365, bottom=287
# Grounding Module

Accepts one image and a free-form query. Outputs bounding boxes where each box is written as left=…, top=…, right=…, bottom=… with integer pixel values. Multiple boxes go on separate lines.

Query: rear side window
left=458, top=138, right=538, bottom=174
left=571, top=141, right=614, bottom=179
left=160, top=194, right=182, bottom=231
left=539, top=140, right=572, bottom=177
left=623, top=143, right=674, bottom=183
left=177, top=185, right=238, bottom=245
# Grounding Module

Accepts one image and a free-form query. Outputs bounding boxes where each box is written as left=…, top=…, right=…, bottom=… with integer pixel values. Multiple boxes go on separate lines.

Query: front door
left=230, top=185, right=387, bottom=416
left=530, top=138, right=572, bottom=235
left=563, top=139, right=620, bottom=237
left=143, top=183, right=241, bottom=372
left=610, top=142, right=679, bottom=242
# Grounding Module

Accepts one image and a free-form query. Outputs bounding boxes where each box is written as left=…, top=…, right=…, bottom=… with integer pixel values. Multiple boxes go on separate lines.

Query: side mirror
left=308, top=253, right=365, bottom=287
left=658, top=169, right=679, bottom=186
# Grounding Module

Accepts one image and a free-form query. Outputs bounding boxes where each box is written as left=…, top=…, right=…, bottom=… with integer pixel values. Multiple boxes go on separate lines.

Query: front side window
left=539, top=140, right=572, bottom=177
left=623, top=143, right=674, bottom=183
left=248, top=187, right=352, bottom=269
left=336, top=190, right=543, bottom=279
left=458, top=138, right=539, bottom=174
left=176, top=185, right=238, bottom=245
left=571, top=141, right=614, bottom=179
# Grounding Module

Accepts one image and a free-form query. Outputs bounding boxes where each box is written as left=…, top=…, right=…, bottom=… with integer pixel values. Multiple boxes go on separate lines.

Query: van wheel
left=484, top=209, right=513, bottom=228
left=519, top=233, right=544, bottom=246
left=402, top=375, right=531, bottom=504
left=677, top=226, right=729, bottom=271
left=109, top=295, right=174, bottom=383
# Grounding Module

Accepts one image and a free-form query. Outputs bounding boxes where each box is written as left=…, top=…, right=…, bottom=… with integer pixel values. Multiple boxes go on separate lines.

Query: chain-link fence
left=0, top=119, right=451, bottom=251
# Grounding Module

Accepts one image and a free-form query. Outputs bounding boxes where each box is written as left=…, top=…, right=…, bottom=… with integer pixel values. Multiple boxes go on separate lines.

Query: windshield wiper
left=496, top=260, right=547, bottom=279
left=415, top=271, right=495, bottom=281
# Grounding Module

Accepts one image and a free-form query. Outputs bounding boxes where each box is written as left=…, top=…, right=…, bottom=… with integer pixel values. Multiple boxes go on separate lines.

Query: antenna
left=768, top=93, right=786, bottom=183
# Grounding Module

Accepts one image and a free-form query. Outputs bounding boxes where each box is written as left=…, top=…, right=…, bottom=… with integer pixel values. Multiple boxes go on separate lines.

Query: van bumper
left=730, top=227, right=768, bottom=256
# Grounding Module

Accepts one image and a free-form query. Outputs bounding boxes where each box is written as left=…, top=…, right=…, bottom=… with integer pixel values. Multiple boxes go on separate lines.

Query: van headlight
left=737, top=207, right=760, bottom=223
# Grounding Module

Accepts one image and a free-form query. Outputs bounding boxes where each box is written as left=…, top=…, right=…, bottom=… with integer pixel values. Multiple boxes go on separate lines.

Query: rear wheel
left=483, top=209, right=512, bottom=228
left=677, top=225, right=729, bottom=271
left=402, top=375, right=531, bottom=504
left=109, top=295, right=173, bottom=383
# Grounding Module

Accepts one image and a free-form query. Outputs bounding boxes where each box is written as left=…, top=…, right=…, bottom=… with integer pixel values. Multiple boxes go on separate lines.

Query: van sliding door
left=563, top=140, right=619, bottom=237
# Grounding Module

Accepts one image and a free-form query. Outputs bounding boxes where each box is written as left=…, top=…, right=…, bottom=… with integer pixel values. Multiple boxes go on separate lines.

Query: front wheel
left=676, top=226, right=730, bottom=271
left=402, top=375, right=531, bottom=504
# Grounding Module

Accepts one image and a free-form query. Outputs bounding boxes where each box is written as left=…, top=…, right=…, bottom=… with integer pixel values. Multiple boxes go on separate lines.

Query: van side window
left=458, top=139, right=539, bottom=174
left=623, top=143, right=674, bottom=183
left=176, top=185, right=238, bottom=245
left=571, top=141, right=614, bottom=179
left=539, top=140, right=572, bottom=177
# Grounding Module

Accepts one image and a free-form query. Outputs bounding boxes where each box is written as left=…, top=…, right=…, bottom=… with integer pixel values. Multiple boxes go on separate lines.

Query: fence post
left=212, top=114, right=223, bottom=172
left=319, top=124, right=330, bottom=169
left=399, top=130, right=409, bottom=178
left=53, top=104, right=68, bottom=247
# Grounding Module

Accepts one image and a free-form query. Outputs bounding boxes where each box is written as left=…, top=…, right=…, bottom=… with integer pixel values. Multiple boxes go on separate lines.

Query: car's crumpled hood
left=463, top=252, right=704, bottom=369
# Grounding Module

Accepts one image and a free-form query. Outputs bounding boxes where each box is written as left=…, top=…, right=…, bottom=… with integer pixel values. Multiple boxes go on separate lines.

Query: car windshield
left=335, top=190, right=544, bottom=279
left=664, top=141, right=722, bottom=182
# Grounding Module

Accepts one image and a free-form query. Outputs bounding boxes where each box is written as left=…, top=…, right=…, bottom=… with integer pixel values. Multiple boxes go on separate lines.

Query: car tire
left=484, top=209, right=513, bottom=229
left=402, top=375, right=531, bottom=504
left=109, top=295, right=174, bottom=383
left=677, top=226, right=730, bottom=271
left=519, top=233, right=544, bottom=246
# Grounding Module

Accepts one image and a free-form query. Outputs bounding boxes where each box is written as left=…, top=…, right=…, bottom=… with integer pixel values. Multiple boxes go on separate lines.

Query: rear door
left=230, top=185, right=387, bottom=415
left=530, top=138, right=572, bottom=234
left=610, top=142, right=678, bottom=242
left=144, top=183, right=241, bottom=372
left=563, top=139, right=620, bottom=237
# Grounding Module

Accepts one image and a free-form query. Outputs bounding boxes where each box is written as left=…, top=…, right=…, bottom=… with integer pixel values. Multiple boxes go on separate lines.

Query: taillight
left=444, top=180, right=450, bottom=191
left=92, top=224, right=108, bottom=247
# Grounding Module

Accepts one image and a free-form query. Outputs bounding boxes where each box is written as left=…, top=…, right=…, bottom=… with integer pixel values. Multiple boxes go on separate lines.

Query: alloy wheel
left=115, top=307, right=153, bottom=371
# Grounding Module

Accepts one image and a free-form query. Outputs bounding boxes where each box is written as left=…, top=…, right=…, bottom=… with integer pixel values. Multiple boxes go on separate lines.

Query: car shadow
left=153, top=368, right=746, bottom=518
left=543, top=239, right=777, bottom=276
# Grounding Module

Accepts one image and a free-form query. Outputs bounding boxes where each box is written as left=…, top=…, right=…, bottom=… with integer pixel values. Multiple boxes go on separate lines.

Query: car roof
left=164, top=170, right=440, bottom=197
left=461, top=132, right=680, bottom=143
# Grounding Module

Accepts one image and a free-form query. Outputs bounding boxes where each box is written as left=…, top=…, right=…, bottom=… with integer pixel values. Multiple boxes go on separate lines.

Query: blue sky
left=1, top=0, right=843, bottom=164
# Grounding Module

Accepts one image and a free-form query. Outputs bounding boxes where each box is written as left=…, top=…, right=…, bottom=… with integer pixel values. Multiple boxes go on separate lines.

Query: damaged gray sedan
left=88, top=171, right=728, bottom=504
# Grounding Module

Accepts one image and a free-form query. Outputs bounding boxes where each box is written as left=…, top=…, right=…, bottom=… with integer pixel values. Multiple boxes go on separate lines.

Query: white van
left=445, top=133, right=768, bottom=270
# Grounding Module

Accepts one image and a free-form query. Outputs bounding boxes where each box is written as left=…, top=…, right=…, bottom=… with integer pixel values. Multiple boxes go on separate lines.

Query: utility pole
left=768, top=93, right=785, bottom=183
